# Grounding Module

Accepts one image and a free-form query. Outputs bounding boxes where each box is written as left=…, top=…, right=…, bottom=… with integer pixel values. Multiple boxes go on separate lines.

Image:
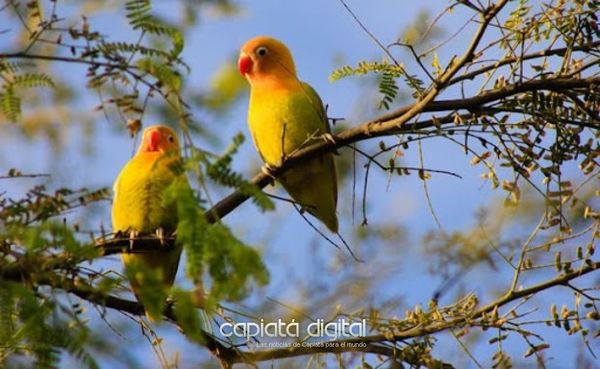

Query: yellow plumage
left=112, top=125, right=185, bottom=319
left=239, top=36, right=339, bottom=232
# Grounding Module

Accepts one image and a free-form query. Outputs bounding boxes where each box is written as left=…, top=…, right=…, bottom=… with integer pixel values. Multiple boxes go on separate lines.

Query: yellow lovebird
left=112, top=125, right=186, bottom=319
left=239, top=36, right=339, bottom=232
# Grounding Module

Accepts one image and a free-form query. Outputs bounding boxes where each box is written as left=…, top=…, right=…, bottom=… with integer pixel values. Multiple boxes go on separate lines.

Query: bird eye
left=168, top=135, right=175, bottom=143
left=256, top=46, right=268, bottom=57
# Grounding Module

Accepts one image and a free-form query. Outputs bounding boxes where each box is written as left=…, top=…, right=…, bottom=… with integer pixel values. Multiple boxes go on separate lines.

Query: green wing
left=299, top=81, right=338, bottom=212
left=300, top=82, right=330, bottom=133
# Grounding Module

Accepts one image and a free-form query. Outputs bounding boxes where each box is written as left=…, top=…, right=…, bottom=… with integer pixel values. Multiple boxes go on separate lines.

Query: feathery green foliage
left=125, top=0, right=184, bottom=57
left=377, top=72, right=400, bottom=110
left=206, top=133, right=275, bottom=212
left=330, top=61, right=411, bottom=109
left=165, top=178, right=269, bottom=307
left=329, top=60, right=404, bottom=81
left=0, top=184, right=108, bottom=368
left=1, top=0, right=600, bottom=368
left=0, top=72, right=54, bottom=122
left=1, top=86, right=21, bottom=122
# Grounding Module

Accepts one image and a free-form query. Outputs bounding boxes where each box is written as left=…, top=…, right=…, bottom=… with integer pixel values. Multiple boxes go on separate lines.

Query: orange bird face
left=238, top=36, right=297, bottom=84
left=137, top=125, right=181, bottom=155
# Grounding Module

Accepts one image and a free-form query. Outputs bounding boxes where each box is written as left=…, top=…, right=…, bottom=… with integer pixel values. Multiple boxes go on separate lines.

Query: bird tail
left=307, top=206, right=339, bottom=233
left=279, top=155, right=339, bottom=233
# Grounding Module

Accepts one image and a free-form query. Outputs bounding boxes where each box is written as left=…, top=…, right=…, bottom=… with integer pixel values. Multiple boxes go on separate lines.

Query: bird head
left=238, top=36, right=297, bottom=84
left=137, top=125, right=181, bottom=155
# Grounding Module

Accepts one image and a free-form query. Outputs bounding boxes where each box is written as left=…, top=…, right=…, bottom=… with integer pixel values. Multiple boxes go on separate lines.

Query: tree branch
left=0, top=52, right=137, bottom=70
left=228, top=262, right=600, bottom=364
left=448, top=40, right=600, bottom=85
left=200, top=76, right=600, bottom=224
left=6, top=225, right=599, bottom=367
left=0, top=265, right=235, bottom=367
left=96, top=235, right=176, bottom=256
left=94, top=75, right=600, bottom=253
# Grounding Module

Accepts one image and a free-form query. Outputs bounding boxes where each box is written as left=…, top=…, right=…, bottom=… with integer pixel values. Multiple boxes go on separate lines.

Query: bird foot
left=155, top=227, right=166, bottom=247
left=280, top=153, right=288, bottom=164
left=128, top=230, right=139, bottom=250
left=321, top=133, right=336, bottom=145
left=261, top=163, right=277, bottom=184
left=165, top=296, right=176, bottom=305
left=321, top=133, right=340, bottom=154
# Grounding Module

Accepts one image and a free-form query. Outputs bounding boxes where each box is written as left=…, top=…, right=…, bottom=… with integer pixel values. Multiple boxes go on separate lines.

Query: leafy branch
left=197, top=75, right=600, bottom=225
left=5, top=240, right=598, bottom=368
left=2, top=0, right=600, bottom=368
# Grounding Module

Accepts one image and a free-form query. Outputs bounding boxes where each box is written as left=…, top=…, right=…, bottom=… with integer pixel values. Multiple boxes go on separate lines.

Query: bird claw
left=321, top=133, right=340, bottom=155
left=279, top=153, right=288, bottom=164
left=321, top=133, right=336, bottom=145
left=261, top=163, right=277, bottom=184
left=128, top=229, right=139, bottom=251
left=155, top=227, right=166, bottom=247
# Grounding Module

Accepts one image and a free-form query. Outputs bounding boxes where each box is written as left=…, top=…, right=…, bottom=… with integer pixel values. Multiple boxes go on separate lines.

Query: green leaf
left=205, top=133, right=274, bottom=212
left=170, top=29, right=184, bottom=57
left=377, top=72, right=399, bottom=110
left=172, top=289, right=206, bottom=344
left=165, top=174, right=270, bottom=306
left=12, top=73, right=55, bottom=88
left=329, top=60, right=404, bottom=82
left=137, top=58, right=182, bottom=92
left=1, top=85, right=21, bottom=122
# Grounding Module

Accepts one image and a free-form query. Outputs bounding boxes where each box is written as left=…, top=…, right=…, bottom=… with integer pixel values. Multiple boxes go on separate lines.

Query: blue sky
left=1, top=0, right=597, bottom=368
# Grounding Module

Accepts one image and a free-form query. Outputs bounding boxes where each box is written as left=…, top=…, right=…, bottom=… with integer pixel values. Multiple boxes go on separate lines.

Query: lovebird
left=239, top=36, right=339, bottom=232
left=112, top=125, right=186, bottom=319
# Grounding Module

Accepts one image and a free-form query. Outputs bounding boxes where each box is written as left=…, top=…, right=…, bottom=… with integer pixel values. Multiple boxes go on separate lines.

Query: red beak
left=238, top=55, right=253, bottom=76
left=147, top=130, right=161, bottom=152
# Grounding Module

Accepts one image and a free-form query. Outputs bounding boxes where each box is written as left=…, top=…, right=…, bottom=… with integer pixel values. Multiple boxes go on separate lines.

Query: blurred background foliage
left=1, top=0, right=599, bottom=368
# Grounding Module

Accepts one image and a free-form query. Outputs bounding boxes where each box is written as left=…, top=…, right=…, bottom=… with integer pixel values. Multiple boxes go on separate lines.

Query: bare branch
left=449, top=40, right=600, bottom=85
